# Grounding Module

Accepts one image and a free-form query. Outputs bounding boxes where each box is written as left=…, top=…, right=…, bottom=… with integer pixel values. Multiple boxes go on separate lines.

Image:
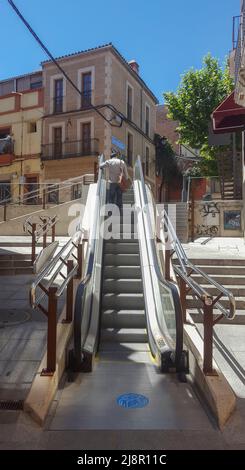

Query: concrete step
left=0, top=253, right=32, bottom=260
left=181, top=265, right=245, bottom=275
left=102, top=293, right=145, bottom=310
left=0, top=266, right=33, bottom=275
left=104, top=253, right=140, bottom=266
left=101, top=309, right=146, bottom=328
left=103, top=279, right=143, bottom=294
left=188, top=308, right=245, bottom=324
left=101, top=328, right=148, bottom=343
left=104, top=265, right=141, bottom=279
left=104, top=242, right=139, bottom=255
left=191, top=274, right=245, bottom=285
left=186, top=296, right=245, bottom=309
left=197, top=284, right=245, bottom=297
left=0, top=259, right=32, bottom=268
left=185, top=258, right=245, bottom=266
left=99, top=342, right=149, bottom=352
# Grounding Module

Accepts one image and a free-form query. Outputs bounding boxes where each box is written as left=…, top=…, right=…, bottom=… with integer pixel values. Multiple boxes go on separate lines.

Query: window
left=127, top=85, right=133, bottom=120
left=81, top=122, right=91, bottom=154
left=127, top=132, right=133, bottom=167
left=145, top=104, right=150, bottom=136
left=48, top=184, right=59, bottom=204
left=0, top=181, right=11, bottom=202
left=72, top=183, right=83, bottom=200
left=0, top=128, right=11, bottom=139
left=30, top=81, right=42, bottom=90
left=28, top=122, right=37, bottom=133
left=145, top=146, right=150, bottom=176
left=81, top=72, right=92, bottom=108
left=54, top=79, right=63, bottom=113
left=53, top=127, right=62, bottom=157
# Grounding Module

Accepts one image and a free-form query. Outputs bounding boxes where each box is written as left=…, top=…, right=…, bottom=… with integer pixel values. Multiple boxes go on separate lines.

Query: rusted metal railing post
left=203, top=301, right=214, bottom=375
left=42, top=188, right=46, bottom=210
left=43, top=218, right=47, bottom=249
left=31, top=222, right=36, bottom=265
left=41, top=286, right=58, bottom=375
left=165, top=247, right=171, bottom=281
left=63, top=260, right=74, bottom=324
left=94, top=161, right=98, bottom=183
left=51, top=216, right=56, bottom=243
left=3, top=203, right=7, bottom=222
left=179, top=276, right=187, bottom=324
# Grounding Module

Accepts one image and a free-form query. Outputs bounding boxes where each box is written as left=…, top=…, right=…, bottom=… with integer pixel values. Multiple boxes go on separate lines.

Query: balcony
left=0, top=138, right=14, bottom=167
left=81, top=90, right=92, bottom=109
left=53, top=96, right=63, bottom=114
left=41, top=138, right=99, bottom=161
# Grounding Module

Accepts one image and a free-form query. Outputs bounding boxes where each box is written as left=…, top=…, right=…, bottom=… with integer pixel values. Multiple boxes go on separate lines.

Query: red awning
left=212, top=91, right=245, bottom=134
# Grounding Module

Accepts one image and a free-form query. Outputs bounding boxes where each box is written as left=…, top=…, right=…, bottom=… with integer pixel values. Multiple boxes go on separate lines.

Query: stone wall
left=191, top=200, right=244, bottom=238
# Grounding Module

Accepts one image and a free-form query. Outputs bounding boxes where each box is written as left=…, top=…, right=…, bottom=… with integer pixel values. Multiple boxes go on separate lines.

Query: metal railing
left=163, top=208, right=236, bottom=374
left=41, top=138, right=99, bottom=161
left=0, top=173, right=96, bottom=222
left=24, top=214, right=58, bottom=264
left=81, top=90, right=92, bottom=109
left=30, top=229, right=86, bottom=374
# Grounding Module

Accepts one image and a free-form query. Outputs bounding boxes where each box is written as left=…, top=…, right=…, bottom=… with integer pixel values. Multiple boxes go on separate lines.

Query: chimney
left=128, top=60, right=139, bottom=74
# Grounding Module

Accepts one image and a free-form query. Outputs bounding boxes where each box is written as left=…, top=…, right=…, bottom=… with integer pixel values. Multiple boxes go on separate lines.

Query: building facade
left=41, top=44, right=157, bottom=186
left=0, top=71, right=43, bottom=202
left=0, top=44, right=157, bottom=200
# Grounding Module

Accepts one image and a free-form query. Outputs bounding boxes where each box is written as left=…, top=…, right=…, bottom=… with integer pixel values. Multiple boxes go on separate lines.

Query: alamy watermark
left=68, top=202, right=178, bottom=250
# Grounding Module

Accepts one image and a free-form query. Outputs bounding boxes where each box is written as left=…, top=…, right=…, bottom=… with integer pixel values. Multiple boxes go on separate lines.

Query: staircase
left=0, top=252, right=33, bottom=275
left=100, top=189, right=148, bottom=359
left=173, top=257, right=245, bottom=323
left=217, top=150, right=242, bottom=200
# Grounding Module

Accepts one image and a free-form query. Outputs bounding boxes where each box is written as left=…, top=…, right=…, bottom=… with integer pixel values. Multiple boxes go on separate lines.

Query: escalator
left=69, top=155, right=187, bottom=375
left=50, top=156, right=214, bottom=431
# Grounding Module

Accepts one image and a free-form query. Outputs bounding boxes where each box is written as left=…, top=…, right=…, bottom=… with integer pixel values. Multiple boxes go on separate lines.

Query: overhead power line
left=7, top=0, right=123, bottom=127
left=7, top=0, right=156, bottom=143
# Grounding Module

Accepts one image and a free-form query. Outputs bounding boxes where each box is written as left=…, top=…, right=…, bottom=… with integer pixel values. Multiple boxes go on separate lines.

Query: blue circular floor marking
left=117, top=393, right=149, bottom=409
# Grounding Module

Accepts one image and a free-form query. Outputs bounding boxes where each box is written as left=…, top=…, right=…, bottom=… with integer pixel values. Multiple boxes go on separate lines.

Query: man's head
left=110, top=151, right=118, bottom=159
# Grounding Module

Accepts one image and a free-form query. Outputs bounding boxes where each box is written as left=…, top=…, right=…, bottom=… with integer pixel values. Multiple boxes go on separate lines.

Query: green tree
left=164, top=54, right=234, bottom=176
left=155, top=134, right=180, bottom=200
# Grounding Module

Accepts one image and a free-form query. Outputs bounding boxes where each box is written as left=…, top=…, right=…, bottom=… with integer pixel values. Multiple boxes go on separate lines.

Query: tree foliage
left=163, top=55, right=234, bottom=176
left=155, top=134, right=180, bottom=182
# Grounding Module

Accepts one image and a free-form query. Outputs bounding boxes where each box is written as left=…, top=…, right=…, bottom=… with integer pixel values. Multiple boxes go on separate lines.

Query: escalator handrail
left=134, top=156, right=184, bottom=367
left=73, top=154, right=105, bottom=365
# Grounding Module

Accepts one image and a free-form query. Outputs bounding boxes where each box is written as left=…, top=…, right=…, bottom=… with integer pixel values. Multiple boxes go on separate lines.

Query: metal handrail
left=72, top=154, right=105, bottom=368
left=30, top=229, right=83, bottom=308
left=163, top=210, right=236, bottom=320
left=134, top=156, right=184, bottom=370
left=0, top=173, right=92, bottom=207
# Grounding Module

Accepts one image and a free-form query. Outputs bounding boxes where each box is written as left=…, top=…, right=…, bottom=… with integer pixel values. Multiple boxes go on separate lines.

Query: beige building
left=41, top=43, right=158, bottom=186
left=0, top=71, right=43, bottom=202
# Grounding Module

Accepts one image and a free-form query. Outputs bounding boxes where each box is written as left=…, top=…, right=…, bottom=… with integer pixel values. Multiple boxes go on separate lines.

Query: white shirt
left=100, top=158, right=129, bottom=183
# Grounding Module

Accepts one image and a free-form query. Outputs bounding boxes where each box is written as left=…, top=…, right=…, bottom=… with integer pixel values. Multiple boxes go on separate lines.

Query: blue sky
left=0, top=0, right=238, bottom=102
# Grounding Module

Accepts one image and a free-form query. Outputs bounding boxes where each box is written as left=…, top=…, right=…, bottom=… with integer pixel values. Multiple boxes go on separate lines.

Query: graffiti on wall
left=196, top=201, right=220, bottom=237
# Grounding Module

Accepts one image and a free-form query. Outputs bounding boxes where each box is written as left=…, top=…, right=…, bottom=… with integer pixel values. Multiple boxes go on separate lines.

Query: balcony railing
left=53, top=96, right=63, bottom=114
left=81, top=90, right=92, bottom=109
left=41, top=138, right=99, bottom=161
